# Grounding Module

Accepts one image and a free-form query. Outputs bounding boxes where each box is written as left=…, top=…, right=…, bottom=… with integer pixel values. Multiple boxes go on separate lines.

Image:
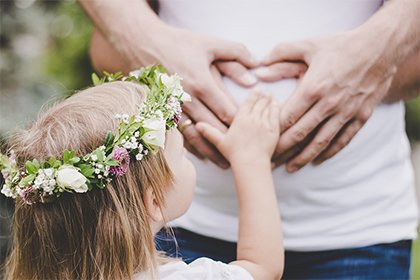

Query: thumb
left=262, top=41, right=310, bottom=65
left=196, top=122, right=225, bottom=147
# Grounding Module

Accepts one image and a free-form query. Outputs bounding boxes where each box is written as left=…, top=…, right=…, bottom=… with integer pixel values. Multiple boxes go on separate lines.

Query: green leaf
left=41, top=161, right=50, bottom=169
left=63, top=150, right=71, bottom=163
left=106, top=159, right=119, bottom=166
left=49, top=156, right=56, bottom=166
left=104, top=131, right=114, bottom=147
left=92, top=73, right=101, bottom=86
left=32, top=159, right=41, bottom=170
left=79, top=164, right=95, bottom=178
left=20, top=174, right=36, bottom=186
left=25, top=161, right=38, bottom=175
left=68, top=157, right=80, bottom=165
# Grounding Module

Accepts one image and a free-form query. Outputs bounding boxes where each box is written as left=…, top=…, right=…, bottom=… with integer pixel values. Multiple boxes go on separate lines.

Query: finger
left=210, top=64, right=237, bottom=106
left=215, top=61, right=257, bottom=87
left=182, top=123, right=230, bottom=169
left=255, top=62, right=308, bottom=82
left=212, top=40, right=260, bottom=68
left=314, top=119, right=364, bottom=164
left=271, top=147, right=300, bottom=169
left=183, top=137, right=205, bottom=160
left=278, top=96, right=338, bottom=152
left=271, top=131, right=315, bottom=168
left=261, top=41, right=310, bottom=65
left=279, top=72, right=322, bottom=133
left=192, top=69, right=238, bottom=125
left=240, top=87, right=262, bottom=113
left=182, top=97, right=228, bottom=132
left=253, top=91, right=273, bottom=117
left=268, top=103, right=281, bottom=131
left=286, top=115, right=345, bottom=173
left=196, top=122, right=225, bottom=147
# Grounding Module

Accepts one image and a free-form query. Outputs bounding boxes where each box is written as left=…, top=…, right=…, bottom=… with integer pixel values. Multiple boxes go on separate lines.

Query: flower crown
left=0, top=65, right=191, bottom=204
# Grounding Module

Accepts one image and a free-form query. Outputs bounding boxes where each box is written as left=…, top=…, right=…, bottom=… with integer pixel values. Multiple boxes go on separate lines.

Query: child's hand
left=196, top=88, right=280, bottom=165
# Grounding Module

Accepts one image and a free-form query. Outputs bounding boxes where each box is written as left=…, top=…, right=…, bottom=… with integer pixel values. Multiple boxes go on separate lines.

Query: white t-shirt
left=159, top=0, right=419, bottom=251
left=134, top=258, right=254, bottom=280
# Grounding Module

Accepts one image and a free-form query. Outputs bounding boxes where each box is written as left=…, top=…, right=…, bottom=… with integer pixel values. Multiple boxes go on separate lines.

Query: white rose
left=56, top=166, right=88, bottom=193
left=142, top=118, right=166, bottom=150
left=159, top=73, right=191, bottom=102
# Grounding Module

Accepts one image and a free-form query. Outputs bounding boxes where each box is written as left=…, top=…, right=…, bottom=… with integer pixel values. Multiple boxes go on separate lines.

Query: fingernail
left=219, top=162, right=230, bottom=169
left=313, top=159, right=323, bottom=165
left=287, top=165, right=298, bottom=173
left=240, top=72, right=257, bottom=86
left=255, top=67, right=271, bottom=77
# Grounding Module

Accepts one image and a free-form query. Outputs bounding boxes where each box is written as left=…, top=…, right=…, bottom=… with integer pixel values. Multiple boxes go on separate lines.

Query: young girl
left=1, top=66, right=283, bottom=280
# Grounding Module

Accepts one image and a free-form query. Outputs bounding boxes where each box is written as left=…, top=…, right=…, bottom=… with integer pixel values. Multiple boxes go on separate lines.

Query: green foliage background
left=0, top=0, right=419, bottom=278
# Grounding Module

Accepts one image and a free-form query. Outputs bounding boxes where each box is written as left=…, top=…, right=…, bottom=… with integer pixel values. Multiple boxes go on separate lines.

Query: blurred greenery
left=0, top=0, right=419, bottom=277
left=413, top=229, right=420, bottom=279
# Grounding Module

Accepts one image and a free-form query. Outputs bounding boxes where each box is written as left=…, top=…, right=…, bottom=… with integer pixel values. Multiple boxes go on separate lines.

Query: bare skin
left=81, top=0, right=420, bottom=171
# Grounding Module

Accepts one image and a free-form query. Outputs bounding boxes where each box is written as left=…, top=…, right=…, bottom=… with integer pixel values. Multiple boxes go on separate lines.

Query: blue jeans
left=155, top=228, right=412, bottom=279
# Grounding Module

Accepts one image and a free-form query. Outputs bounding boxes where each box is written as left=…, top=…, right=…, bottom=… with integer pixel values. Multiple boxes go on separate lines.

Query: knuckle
left=314, top=137, right=330, bottom=150
left=357, top=108, right=373, bottom=123
left=292, top=128, right=307, bottom=143
left=337, top=137, right=351, bottom=150
left=192, top=82, right=206, bottom=95
left=324, top=96, right=341, bottom=113
left=282, top=114, right=296, bottom=129
left=218, top=110, right=235, bottom=124
left=341, top=104, right=356, bottom=121
left=305, top=86, right=322, bottom=101
left=184, top=130, right=201, bottom=144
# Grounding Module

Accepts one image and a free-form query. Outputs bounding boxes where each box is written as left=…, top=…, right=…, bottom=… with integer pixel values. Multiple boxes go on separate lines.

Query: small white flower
left=138, top=144, right=143, bottom=153
left=136, top=154, right=143, bottom=161
left=97, top=164, right=103, bottom=169
left=123, top=142, right=132, bottom=149
left=49, top=179, right=56, bottom=186
left=43, top=185, right=53, bottom=193
left=99, top=146, right=105, bottom=151
left=122, top=114, right=130, bottom=124
left=95, top=169, right=100, bottom=174
left=129, top=70, right=141, bottom=78
left=44, top=168, right=54, bottom=177
left=98, top=175, right=102, bottom=179
left=134, top=131, right=140, bottom=138
left=91, top=154, right=98, bottom=161
left=56, top=166, right=88, bottom=193
left=104, top=170, right=109, bottom=177
left=115, top=114, right=122, bottom=119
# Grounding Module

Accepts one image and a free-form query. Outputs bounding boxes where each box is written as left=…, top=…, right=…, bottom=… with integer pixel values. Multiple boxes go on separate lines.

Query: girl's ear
left=144, top=187, right=164, bottom=223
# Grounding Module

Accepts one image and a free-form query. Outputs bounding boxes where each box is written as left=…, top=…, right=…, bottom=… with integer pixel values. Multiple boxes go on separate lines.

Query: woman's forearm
left=383, top=48, right=420, bottom=103
left=78, top=0, right=168, bottom=70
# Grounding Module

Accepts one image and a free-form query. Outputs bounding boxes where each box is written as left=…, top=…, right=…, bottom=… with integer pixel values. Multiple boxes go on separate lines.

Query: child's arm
left=196, top=88, right=283, bottom=280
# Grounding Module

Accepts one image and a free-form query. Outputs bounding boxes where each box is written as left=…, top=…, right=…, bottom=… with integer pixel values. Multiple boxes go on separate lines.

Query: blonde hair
left=3, top=82, right=174, bottom=280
